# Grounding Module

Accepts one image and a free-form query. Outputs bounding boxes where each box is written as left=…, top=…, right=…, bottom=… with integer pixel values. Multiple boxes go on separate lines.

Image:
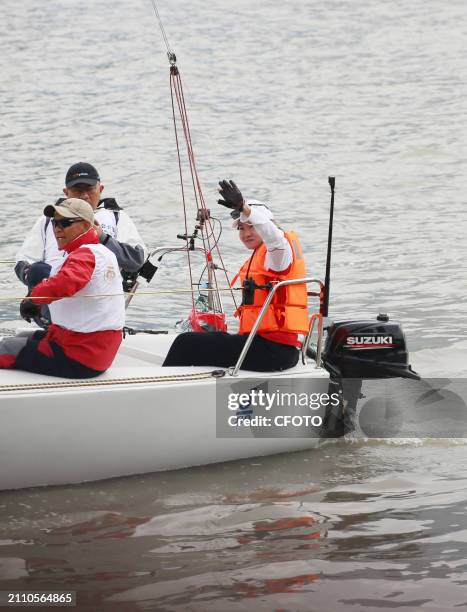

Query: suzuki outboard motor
left=322, top=313, right=419, bottom=381
left=317, top=313, right=419, bottom=437
left=311, top=178, right=420, bottom=435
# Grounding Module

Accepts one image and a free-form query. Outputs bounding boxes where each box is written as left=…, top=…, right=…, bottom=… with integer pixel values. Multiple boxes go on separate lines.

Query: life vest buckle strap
left=241, top=278, right=273, bottom=306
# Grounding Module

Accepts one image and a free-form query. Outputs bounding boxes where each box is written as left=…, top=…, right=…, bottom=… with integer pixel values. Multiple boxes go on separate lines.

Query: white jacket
left=49, top=242, right=125, bottom=333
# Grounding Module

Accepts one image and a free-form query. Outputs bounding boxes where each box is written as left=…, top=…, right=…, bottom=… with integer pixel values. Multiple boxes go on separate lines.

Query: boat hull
left=0, top=333, right=329, bottom=490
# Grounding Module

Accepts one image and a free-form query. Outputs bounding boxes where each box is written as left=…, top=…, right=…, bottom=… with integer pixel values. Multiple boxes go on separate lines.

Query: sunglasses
left=51, top=218, right=83, bottom=229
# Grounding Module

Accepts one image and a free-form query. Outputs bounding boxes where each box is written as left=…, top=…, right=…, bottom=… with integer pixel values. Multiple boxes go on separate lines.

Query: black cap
left=65, top=162, right=100, bottom=188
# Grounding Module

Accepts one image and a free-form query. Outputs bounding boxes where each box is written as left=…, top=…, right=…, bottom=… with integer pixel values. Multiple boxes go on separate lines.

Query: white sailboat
left=0, top=15, right=419, bottom=491
left=0, top=269, right=418, bottom=491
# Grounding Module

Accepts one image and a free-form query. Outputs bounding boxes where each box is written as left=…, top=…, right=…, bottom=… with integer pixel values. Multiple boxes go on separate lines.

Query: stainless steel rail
left=125, top=246, right=209, bottom=308
left=228, top=277, right=324, bottom=376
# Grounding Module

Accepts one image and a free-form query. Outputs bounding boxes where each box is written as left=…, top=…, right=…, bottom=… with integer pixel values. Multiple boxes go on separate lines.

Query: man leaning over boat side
left=163, top=180, right=309, bottom=372
left=0, top=199, right=125, bottom=378
left=14, top=162, right=147, bottom=307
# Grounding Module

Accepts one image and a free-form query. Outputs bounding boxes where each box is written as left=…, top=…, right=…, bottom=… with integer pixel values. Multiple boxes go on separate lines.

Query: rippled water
left=1, top=0, right=467, bottom=609
left=2, top=442, right=467, bottom=611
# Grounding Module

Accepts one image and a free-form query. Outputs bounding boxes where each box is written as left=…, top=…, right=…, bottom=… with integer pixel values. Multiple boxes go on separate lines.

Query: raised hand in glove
left=218, top=180, right=244, bottom=218
left=20, top=299, right=41, bottom=323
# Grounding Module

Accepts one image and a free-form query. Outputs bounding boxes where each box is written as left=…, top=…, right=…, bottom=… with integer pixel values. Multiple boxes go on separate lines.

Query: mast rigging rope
left=149, top=0, right=238, bottom=321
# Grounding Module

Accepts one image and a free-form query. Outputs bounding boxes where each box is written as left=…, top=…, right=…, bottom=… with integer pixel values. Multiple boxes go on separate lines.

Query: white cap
left=232, top=201, right=274, bottom=228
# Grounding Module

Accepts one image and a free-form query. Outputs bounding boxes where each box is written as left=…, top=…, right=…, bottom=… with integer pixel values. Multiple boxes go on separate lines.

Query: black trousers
left=15, top=331, right=104, bottom=379
left=162, top=332, right=299, bottom=372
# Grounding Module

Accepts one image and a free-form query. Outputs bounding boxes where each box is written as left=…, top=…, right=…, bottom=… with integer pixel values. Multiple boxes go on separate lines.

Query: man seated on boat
left=163, top=180, right=309, bottom=372
left=14, top=162, right=147, bottom=323
left=0, top=199, right=125, bottom=378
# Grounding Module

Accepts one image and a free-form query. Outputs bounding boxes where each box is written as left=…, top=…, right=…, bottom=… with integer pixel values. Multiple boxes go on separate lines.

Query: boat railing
left=125, top=246, right=208, bottom=308
left=148, top=246, right=208, bottom=257
left=228, top=277, right=325, bottom=377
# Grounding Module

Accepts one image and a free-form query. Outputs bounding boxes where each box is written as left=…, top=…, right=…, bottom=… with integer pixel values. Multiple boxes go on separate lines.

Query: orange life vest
left=232, top=231, right=309, bottom=335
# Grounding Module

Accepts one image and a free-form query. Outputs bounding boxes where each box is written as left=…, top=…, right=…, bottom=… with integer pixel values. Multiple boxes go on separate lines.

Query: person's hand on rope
left=218, top=180, right=244, bottom=218
left=20, top=299, right=41, bottom=323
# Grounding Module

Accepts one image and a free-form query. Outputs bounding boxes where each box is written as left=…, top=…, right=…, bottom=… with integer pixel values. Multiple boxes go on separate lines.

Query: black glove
left=14, top=261, right=31, bottom=286
left=22, top=265, right=31, bottom=285
left=20, top=299, right=41, bottom=323
left=218, top=180, right=244, bottom=217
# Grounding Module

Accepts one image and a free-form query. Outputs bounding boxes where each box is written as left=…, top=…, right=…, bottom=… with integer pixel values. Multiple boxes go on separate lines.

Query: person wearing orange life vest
left=0, top=199, right=125, bottom=378
left=163, top=180, right=309, bottom=372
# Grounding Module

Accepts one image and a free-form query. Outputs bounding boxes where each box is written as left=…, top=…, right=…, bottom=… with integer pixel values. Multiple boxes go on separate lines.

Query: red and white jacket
left=31, top=228, right=125, bottom=371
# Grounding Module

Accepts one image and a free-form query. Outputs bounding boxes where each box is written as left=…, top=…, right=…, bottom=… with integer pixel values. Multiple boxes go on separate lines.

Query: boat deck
left=0, top=327, right=327, bottom=393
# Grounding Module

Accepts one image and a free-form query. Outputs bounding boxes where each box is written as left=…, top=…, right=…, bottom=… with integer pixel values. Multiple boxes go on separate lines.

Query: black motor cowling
left=321, top=314, right=419, bottom=380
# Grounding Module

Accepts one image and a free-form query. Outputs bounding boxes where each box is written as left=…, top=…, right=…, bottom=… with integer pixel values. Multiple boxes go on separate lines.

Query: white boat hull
left=0, top=332, right=330, bottom=490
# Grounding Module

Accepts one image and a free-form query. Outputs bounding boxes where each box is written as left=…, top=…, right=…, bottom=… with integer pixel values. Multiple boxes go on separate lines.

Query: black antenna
left=322, top=176, right=335, bottom=317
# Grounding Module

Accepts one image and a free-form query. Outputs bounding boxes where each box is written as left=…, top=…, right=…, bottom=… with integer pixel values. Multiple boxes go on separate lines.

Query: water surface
left=0, top=0, right=466, bottom=609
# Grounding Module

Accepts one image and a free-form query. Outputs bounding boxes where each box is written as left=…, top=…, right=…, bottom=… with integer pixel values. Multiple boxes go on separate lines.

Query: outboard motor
left=322, top=313, right=419, bottom=381
left=318, top=313, right=419, bottom=437
left=313, top=178, right=420, bottom=435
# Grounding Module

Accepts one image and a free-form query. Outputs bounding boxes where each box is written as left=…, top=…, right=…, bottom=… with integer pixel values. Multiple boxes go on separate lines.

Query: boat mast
left=148, top=0, right=238, bottom=320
